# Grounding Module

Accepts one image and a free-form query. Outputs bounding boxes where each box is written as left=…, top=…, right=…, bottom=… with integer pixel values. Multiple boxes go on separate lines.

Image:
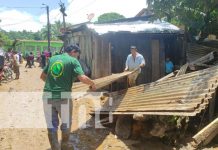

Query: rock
left=115, top=116, right=132, bottom=139
left=150, top=122, right=166, bottom=137
left=133, top=113, right=147, bottom=121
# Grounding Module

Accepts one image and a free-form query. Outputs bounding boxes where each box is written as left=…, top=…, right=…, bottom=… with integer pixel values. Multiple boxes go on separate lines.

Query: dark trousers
left=41, top=60, right=46, bottom=69
left=43, top=99, right=72, bottom=134
left=25, top=60, right=31, bottom=68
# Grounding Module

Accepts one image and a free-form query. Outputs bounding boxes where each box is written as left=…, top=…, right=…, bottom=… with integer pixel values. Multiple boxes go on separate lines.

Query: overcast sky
left=0, top=0, right=147, bottom=32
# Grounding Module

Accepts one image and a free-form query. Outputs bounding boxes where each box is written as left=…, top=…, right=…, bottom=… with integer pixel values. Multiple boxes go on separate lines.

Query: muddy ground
left=0, top=63, right=217, bottom=150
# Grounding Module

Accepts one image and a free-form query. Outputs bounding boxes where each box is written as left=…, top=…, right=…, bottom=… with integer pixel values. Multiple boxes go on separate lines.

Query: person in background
left=44, top=51, right=50, bottom=65
left=12, top=51, right=20, bottom=79
left=25, top=52, right=31, bottom=68
left=40, top=44, right=96, bottom=150
left=0, top=49, right=5, bottom=70
left=49, top=51, right=52, bottom=58
left=165, top=57, right=174, bottom=74
left=124, top=45, right=145, bottom=87
left=29, top=52, right=35, bottom=68
left=18, top=51, right=22, bottom=64
left=37, top=50, right=41, bottom=67
left=5, top=49, right=10, bottom=62
left=41, top=51, right=46, bottom=69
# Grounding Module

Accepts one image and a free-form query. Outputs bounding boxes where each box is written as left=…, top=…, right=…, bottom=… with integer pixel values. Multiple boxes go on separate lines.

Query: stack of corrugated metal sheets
left=96, top=65, right=218, bottom=116
left=187, top=43, right=218, bottom=62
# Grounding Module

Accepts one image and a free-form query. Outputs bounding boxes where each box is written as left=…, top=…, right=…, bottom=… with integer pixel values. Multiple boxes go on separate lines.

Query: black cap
left=64, top=44, right=80, bottom=53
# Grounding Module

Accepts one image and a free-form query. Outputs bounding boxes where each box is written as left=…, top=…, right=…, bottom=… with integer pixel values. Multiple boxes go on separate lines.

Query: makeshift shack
left=61, top=16, right=185, bottom=83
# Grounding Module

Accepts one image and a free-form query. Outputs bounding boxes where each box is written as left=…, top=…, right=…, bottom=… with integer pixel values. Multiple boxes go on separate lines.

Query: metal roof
left=94, top=65, right=218, bottom=116
left=87, top=20, right=182, bottom=35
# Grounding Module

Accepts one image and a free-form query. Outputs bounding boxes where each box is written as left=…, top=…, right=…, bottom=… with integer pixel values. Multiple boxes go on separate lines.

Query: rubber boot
left=48, top=132, right=60, bottom=150
left=61, top=132, right=74, bottom=150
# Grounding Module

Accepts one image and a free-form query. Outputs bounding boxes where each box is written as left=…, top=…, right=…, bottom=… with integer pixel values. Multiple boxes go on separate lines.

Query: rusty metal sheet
left=93, top=65, right=218, bottom=116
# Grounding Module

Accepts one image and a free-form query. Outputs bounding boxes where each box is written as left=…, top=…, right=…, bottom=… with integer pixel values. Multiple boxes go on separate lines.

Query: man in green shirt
left=40, top=44, right=96, bottom=150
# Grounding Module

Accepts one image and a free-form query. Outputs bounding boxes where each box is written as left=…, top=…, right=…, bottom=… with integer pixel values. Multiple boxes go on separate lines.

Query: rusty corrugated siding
left=96, top=66, right=218, bottom=116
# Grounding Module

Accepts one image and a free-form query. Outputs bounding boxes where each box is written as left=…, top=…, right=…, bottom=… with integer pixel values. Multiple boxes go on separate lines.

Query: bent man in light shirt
left=124, top=46, right=145, bottom=87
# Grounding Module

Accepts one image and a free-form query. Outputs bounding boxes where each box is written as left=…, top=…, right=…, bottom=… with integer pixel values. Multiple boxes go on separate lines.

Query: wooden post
left=209, top=92, right=217, bottom=122
left=190, top=117, right=218, bottom=148
left=151, top=40, right=160, bottom=81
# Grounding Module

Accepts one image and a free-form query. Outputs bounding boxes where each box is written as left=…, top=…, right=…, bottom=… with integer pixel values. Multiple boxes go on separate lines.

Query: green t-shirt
left=43, top=53, right=84, bottom=99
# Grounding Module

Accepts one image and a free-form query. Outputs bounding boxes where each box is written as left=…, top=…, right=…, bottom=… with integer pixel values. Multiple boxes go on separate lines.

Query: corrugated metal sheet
left=187, top=43, right=218, bottom=62
left=87, top=20, right=182, bottom=35
left=95, top=66, right=218, bottom=116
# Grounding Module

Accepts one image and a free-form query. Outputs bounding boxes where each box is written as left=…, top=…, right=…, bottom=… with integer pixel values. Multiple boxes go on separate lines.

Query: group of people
left=25, top=52, right=35, bottom=68
left=37, top=50, right=52, bottom=69
left=6, top=50, right=21, bottom=79
left=40, top=44, right=174, bottom=150
left=24, top=50, right=54, bottom=69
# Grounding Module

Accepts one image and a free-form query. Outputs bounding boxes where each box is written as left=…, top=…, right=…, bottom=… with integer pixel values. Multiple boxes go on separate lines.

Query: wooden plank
left=159, top=39, right=165, bottom=77
left=176, top=63, right=189, bottom=76
left=72, top=71, right=133, bottom=92
left=92, top=34, right=98, bottom=79
left=151, top=39, right=160, bottom=81
left=156, top=71, right=176, bottom=82
left=108, top=42, right=112, bottom=75
left=90, top=110, right=197, bottom=116
left=191, top=51, right=215, bottom=65
left=209, top=92, right=216, bottom=121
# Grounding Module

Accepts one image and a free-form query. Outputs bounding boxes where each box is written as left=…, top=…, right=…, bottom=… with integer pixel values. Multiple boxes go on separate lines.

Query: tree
left=1, top=21, right=72, bottom=42
left=0, top=30, right=11, bottom=49
left=147, top=0, right=218, bottom=39
left=40, top=21, right=69, bottom=40
left=96, top=12, right=125, bottom=23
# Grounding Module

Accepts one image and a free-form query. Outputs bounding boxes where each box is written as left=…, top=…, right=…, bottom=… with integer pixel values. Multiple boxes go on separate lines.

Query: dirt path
left=0, top=64, right=51, bottom=150
left=0, top=63, right=217, bottom=150
left=0, top=63, right=133, bottom=150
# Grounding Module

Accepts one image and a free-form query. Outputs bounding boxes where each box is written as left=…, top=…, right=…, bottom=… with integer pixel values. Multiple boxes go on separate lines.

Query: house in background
left=60, top=16, right=185, bottom=84
left=15, top=40, right=63, bottom=55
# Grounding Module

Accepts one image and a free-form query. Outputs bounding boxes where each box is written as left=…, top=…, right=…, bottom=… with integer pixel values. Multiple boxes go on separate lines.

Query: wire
left=52, top=12, right=62, bottom=20
left=68, top=0, right=74, bottom=7
left=0, top=19, right=33, bottom=27
left=3, top=6, right=42, bottom=9
left=69, top=0, right=97, bottom=13
left=76, top=0, right=97, bottom=13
